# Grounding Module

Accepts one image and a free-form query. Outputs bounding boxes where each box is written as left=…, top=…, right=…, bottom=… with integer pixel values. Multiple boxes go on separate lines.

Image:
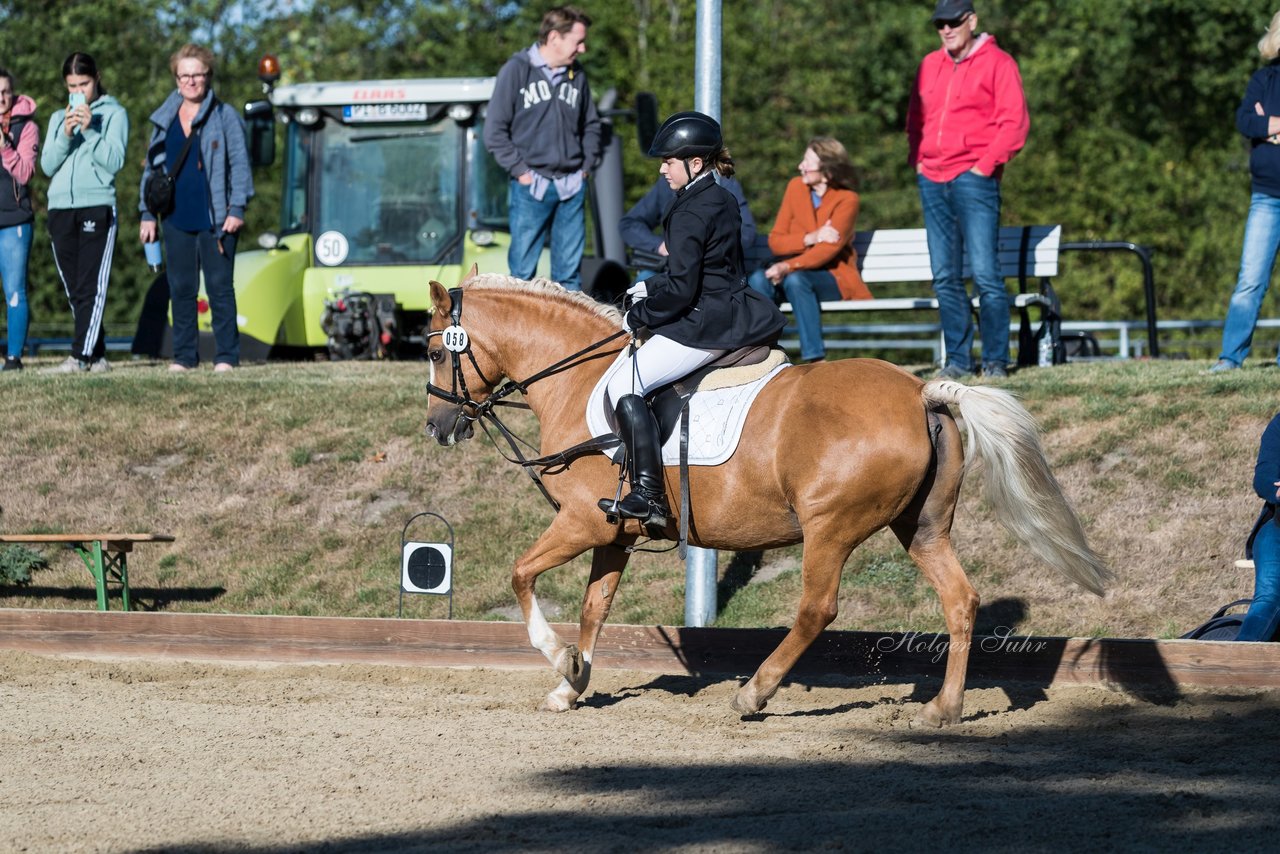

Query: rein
left=425, top=287, right=627, bottom=511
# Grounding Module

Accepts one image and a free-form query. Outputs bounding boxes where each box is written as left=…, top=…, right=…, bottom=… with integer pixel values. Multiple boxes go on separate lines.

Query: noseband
left=424, top=286, right=627, bottom=510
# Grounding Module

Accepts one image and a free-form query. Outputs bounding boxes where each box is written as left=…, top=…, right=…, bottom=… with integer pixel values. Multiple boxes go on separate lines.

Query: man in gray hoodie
left=483, top=5, right=602, bottom=292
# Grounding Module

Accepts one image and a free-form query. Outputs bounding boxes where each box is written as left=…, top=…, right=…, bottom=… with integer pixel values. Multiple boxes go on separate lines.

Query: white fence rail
left=785, top=318, right=1276, bottom=363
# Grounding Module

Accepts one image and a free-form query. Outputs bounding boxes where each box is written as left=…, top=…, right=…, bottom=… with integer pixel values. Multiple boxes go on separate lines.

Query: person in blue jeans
left=1239, top=412, right=1280, bottom=642
left=483, top=6, right=602, bottom=292
left=1212, top=12, right=1280, bottom=374
left=907, top=0, right=1029, bottom=379
left=0, top=69, right=38, bottom=371
left=139, top=43, right=253, bottom=372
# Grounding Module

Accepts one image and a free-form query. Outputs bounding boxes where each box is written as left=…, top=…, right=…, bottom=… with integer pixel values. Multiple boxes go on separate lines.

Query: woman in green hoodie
left=39, top=52, right=128, bottom=373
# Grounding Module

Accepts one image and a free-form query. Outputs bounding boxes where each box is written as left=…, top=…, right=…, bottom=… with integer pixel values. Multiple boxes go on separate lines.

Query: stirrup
left=598, top=492, right=670, bottom=534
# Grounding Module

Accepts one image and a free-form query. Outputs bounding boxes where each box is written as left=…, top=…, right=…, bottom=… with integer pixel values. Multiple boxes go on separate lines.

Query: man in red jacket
left=907, top=0, right=1029, bottom=379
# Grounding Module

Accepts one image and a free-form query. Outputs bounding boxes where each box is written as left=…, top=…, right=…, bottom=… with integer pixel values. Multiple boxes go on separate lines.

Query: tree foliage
left=0, top=0, right=1273, bottom=339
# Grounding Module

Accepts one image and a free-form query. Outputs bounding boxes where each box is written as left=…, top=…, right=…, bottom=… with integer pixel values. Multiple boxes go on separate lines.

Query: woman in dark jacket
left=139, top=43, right=253, bottom=372
left=1212, top=11, right=1280, bottom=372
left=601, top=111, right=785, bottom=531
left=1239, top=412, right=1280, bottom=641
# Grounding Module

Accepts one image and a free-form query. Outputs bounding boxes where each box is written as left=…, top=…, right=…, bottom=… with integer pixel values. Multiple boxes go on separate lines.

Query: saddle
left=590, top=345, right=789, bottom=552
left=636, top=346, right=787, bottom=442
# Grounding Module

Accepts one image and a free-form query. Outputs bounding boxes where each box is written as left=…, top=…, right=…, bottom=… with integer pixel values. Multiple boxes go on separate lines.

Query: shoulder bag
left=144, top=117, right=201, bottom=218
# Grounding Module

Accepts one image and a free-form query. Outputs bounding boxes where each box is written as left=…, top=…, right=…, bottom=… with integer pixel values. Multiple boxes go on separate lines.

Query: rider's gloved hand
left=627, top=280, right=648, bottom=301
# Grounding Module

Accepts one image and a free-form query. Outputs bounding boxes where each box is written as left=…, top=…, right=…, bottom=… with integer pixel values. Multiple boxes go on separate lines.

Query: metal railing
left=1059, top=240, right=1159, bottom=357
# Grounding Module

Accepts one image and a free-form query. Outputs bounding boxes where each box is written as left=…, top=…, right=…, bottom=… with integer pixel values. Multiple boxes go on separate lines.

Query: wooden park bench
left=0, top=533, right=175, bottom=612
left=772, top=225, right=1064, bottom=365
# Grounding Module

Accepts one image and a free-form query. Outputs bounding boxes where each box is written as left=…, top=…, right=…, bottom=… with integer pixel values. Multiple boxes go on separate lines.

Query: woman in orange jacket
left=747, top=136, right=870, bottom=362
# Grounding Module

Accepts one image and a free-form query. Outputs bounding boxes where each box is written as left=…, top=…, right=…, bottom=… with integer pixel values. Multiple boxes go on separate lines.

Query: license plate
left=342, top=103, right=428, bottom=123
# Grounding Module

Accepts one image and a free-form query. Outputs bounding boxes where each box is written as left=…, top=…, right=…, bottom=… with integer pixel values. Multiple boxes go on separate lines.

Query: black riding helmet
left=647, top=111, right=722, bottom=181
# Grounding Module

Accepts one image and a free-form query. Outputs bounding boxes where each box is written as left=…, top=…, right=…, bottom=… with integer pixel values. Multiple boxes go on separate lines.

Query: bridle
left=424, top=287, right=503, bottom=416
left=424, top=287, right=627, bottom=511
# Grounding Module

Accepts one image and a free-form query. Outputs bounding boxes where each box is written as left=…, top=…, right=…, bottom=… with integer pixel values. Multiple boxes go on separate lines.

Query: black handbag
left=143, top=120, right=200, bottom=218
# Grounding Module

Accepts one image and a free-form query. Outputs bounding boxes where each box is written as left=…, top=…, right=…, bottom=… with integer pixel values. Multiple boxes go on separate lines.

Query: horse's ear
left=429, top=280, right=450, bottom=315
left=460, top=263, right=479, bottom=286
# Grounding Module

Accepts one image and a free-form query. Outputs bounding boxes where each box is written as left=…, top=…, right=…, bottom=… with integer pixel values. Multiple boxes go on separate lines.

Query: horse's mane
left=466, top=273, right=624, bottom=327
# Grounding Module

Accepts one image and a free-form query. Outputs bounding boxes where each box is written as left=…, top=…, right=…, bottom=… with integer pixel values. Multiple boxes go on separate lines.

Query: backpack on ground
left=1181, top=599, right=1253, bottom=641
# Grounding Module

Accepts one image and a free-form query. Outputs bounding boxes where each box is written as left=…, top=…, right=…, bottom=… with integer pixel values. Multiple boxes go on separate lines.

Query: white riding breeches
left=605, top=334, right=726, bottom=406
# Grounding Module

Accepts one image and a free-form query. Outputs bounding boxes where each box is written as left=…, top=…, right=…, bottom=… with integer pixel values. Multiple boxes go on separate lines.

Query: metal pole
left=685, top=0, right=722, bottom=628
left=695, top=0, right=722, bottom=122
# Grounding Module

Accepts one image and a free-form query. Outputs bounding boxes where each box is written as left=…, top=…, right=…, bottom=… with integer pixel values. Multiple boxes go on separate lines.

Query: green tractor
left=137, top=57, right=640, bottom=361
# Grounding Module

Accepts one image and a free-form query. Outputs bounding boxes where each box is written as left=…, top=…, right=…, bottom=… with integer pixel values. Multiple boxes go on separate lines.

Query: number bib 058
left=441, top=326, right=469, bottom=353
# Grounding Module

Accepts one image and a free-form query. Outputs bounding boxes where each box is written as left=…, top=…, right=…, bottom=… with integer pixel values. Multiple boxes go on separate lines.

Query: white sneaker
left=44, top=356, right=88, bottom=374
left=87, top=358, right=112, bottom=373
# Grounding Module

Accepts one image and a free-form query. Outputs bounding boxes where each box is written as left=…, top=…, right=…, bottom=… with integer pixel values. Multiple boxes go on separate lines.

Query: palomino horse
left=425, top=272, right=1109, bottom=726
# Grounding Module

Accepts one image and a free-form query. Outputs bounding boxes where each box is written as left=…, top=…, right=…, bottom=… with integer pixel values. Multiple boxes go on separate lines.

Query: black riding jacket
left=626, top=173, right=784, bottom=350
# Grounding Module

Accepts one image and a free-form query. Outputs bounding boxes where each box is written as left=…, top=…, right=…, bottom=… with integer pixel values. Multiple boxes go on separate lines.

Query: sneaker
left=44, top=356, right=88, bottom=374
left=983, top=363, right=1009, bottom=379
left=1208, top=359, right=1238, bottom=373
left=1, top=357, right=22, bottom=372
left=168, top=363, right=192, bottom=373
left=87, top=358, right=112, bottom=373
left=934, top=363, right=973, bottom=380
left=213, top=362, right=235, bottom=373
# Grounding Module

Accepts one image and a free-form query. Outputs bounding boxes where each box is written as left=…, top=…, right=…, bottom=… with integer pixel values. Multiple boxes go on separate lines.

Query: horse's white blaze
left=426, top=360, right=435, bottom=411
left=526, top=594, right=560, bottom=660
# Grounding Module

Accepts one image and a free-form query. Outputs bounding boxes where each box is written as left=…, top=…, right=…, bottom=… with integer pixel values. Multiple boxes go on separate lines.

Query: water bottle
left=143, top=239, right=163, bottom=273
left=1037, top=333, right=1053, bottom=368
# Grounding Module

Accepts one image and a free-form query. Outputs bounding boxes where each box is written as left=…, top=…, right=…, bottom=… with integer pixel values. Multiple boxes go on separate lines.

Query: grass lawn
left=0, top=354, right=1273, bottom=640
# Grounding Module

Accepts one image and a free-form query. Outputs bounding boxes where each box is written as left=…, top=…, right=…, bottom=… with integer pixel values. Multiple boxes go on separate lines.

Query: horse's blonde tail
left=922, top=379, right=1111, bottom=596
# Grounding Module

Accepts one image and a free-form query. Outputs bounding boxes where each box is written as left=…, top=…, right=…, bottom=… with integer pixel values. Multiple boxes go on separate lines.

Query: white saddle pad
left=586, top=349, right=790, bottom=467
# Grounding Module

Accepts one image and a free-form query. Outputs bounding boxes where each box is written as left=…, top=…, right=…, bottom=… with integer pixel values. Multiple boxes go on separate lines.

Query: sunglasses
left=935, top=14, right=971, bottom=30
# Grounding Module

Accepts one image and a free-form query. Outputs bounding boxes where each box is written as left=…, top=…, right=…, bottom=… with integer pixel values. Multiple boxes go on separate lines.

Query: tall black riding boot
left=598, top=394, right=671, bottom=533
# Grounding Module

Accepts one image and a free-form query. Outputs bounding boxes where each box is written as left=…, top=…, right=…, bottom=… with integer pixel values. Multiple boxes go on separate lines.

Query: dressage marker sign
left=399, top=512, right=454, bottom=618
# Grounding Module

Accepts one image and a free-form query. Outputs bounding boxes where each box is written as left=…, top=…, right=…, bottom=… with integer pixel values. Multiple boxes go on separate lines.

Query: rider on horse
left=600, top=111, right=787, bottom=533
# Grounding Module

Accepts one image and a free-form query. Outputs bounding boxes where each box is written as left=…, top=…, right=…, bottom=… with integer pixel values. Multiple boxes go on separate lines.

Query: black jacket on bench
left=626, top=173, right=785, bottom=351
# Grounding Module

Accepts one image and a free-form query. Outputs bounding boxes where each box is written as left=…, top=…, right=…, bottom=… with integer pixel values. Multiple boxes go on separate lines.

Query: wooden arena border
left=2, top=609, right=1279, bottom=691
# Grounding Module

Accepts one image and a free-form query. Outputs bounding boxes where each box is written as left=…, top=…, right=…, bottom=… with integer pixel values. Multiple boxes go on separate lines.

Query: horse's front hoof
left=731, top=686, right=766, bottom=716
left=915, top=697, right=961, bottom=727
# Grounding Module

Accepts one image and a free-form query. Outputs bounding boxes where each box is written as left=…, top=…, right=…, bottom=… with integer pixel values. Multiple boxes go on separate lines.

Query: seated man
left=619, top=174, right=758, bottom=280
